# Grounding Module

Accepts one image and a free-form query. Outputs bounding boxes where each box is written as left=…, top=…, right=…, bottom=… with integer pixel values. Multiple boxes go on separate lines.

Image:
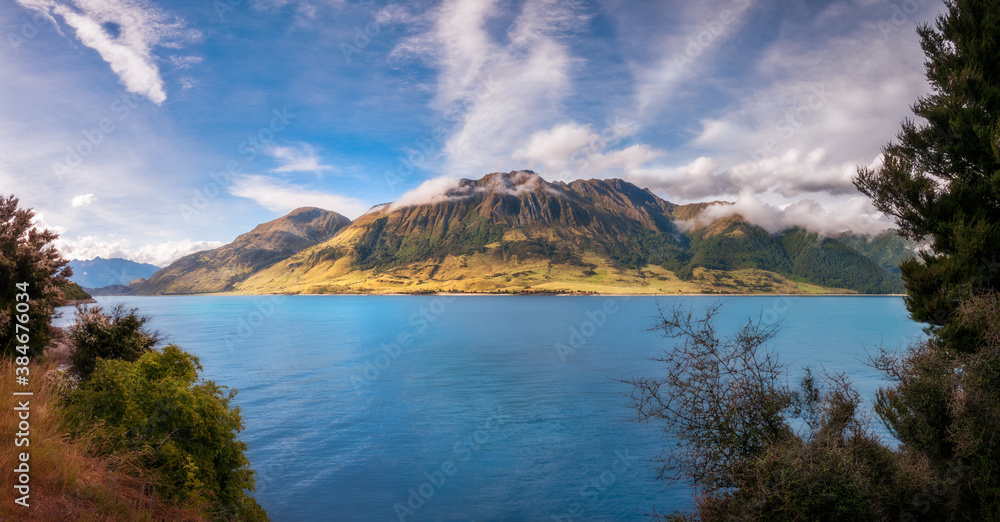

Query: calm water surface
left=54, top=295, right=926, bottom=521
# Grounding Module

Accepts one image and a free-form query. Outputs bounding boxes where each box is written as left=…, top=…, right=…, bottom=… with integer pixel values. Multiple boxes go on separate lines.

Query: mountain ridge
left=133, top=171, right=912, bottom=295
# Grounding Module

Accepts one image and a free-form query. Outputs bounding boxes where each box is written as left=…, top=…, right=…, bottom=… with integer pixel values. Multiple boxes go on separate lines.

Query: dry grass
left=0, top=355, right=206, bottom=521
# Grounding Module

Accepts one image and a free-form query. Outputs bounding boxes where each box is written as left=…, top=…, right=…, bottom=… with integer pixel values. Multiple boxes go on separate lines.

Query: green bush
left=66, top=344, right=267, bottom=520
left=69, top=304, right=161, bottom=380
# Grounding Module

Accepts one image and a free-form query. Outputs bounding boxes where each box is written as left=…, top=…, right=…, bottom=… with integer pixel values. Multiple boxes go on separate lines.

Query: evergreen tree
left=854, top=0, right=1000, bottom=347
left=0, top=195, right=73, bottom=357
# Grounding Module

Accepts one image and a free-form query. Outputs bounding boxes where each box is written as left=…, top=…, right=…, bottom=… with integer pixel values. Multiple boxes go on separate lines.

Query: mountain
left=131, top=171, right=913, bottom=295
left=68, top=257, right=161, bottom=289
left=85, top=284, right=136, bottom=296
left=131, top=207, right=352, bottom=294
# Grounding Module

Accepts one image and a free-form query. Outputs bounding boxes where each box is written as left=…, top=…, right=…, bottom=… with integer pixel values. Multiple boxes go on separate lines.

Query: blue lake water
left=54, top=295, right=926, bottom=521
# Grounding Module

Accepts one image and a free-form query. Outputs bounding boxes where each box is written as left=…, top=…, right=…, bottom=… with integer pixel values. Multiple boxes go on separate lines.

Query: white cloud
left=70, top=193, right=96, bottom=207
left=391, top=0, right=588, bottom=177
left=52, top=236, right=224, bottom=266
left=629, top=0, right=754, bottom=114
left=30, top=212, right=67, bottom=236
left=683, top=190, right=894, bottom=237
left=513, top=121, right=664, bottom=180
left=169, top=55, right=202, bottom=69
left=268, top=144, right=334, bottom=173
left=228, top=174, right=368, bottom=218
left=626, top=148, right=880, bottom=202
left=390, top=176, right=462, bottom=210
left=16, top=0, right=195, bottom=104
left=389, top=170, right=557, bottom=210
left=627, top=156, right=726, bottom=200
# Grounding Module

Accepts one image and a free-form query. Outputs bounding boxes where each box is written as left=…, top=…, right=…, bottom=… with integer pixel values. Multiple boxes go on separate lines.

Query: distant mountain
left=128, top=171, right=913, bottom=295
left=84, top=284, right=136, bottom=296
left=131, top=207, right=352, bottom=294
left=125, top=170, right=909, bottom=296
left=68, top=257, right=160, bottom=289
left=680, top=217, right=906, bottom=294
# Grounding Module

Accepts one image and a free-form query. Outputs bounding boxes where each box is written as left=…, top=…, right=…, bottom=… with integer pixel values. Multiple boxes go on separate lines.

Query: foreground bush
left=626, top=305, right=936, bottom=520
left=65, top=344, right=267, bottom=520
left=69, top=303, right=161, bottom=380
left=0, top=357, right=205, bottom=520
left=63, top=303, right=268, bottom=520
left=62, top=304, right=267, bottom=520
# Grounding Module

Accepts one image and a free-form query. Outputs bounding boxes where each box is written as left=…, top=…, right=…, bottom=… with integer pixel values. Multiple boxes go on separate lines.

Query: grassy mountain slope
left=132, top=207, right=351, bottom=294
left=132, top=171, right=909, bottom=295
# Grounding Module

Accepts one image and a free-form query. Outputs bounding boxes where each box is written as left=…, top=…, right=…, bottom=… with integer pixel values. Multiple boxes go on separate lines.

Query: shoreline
left=78, top=292, right=909, bottom=298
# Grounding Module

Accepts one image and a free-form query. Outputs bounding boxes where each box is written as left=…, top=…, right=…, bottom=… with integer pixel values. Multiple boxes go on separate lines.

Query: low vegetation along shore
left=0, top=195, right=266, bottom=521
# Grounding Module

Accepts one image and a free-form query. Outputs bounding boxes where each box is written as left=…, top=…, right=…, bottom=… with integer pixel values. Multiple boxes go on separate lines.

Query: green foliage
left=65, top=344, right=267, bottom=520
left=61, top=281, right=92, bottom=301
left=685, top=222, right=790, bottom=273
left=0, top=194, right=73, bottom=358
left=353, top=213, right=509, bottom=270
left=676, top=224, right=905, bottom=293
left=627, top=304, right=934, bottom=520
left=603, top=230, right=682, bottom=271
left=872, top=291, right=1000, bottom=518
left=854, top=0, right=1000, bottom=344
left=69, top=304, right=161, bottom=380
left=837, top=231, right=916, bottom=277
left=782, top=230, right=905, bottom=294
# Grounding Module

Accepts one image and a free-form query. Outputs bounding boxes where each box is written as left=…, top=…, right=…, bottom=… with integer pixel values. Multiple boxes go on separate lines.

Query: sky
left=1, top=0, right=944, bottom=266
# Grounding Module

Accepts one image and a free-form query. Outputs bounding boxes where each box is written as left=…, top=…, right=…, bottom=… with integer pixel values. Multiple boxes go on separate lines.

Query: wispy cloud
left=682, top=190, right=895, bottom=237
left=228, top=174, right=368, bottom=218
left=269, top=144, right=334, bottom=174
left=15, top=0, right=196, bottom=103
left=392, top=0, right=589, bottom=176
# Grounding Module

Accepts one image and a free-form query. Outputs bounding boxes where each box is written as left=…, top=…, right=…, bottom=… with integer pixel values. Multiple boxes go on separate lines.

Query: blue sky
left=2, top=0, right=942, bottom=266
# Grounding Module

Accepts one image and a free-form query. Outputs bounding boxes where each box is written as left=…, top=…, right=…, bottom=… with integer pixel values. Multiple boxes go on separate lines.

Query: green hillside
left=132, top=171, right=912, bottom=296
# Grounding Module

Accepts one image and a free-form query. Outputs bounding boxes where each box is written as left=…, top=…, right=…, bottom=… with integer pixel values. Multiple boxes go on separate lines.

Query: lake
left=54, top=295, right=927, bottom=521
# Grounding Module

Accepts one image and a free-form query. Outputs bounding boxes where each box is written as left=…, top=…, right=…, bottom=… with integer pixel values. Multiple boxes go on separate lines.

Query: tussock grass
left=0, top=357, right=205, bottom=521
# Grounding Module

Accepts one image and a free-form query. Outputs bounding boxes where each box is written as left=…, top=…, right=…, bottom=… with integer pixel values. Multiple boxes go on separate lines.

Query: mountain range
left=130, top=171, right=913, bottom=296
left=68, top=257, right=161, bottom=290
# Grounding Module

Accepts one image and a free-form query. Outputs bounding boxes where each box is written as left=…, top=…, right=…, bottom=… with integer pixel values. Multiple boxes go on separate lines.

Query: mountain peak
left=458, top=170, right=552, bottom=196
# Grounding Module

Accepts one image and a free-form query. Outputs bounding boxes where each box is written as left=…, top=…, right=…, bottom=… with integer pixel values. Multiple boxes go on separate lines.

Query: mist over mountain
left=133, top=171, right=911, bottom=295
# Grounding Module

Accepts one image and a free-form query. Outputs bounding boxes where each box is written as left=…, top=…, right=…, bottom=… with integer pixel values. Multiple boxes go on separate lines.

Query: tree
left=625, top=305, right=932, bottom=520
left=854, top=0, right=1000, bottom=347
left=0, top=194, right=73, bottom=358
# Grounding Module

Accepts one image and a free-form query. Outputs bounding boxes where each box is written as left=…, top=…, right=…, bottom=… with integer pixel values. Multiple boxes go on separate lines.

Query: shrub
left=626, top=303, right=935, bottom=520
left=69, top=304, right=160, bottom=380
left=65, top=344, right=267, bottom=520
